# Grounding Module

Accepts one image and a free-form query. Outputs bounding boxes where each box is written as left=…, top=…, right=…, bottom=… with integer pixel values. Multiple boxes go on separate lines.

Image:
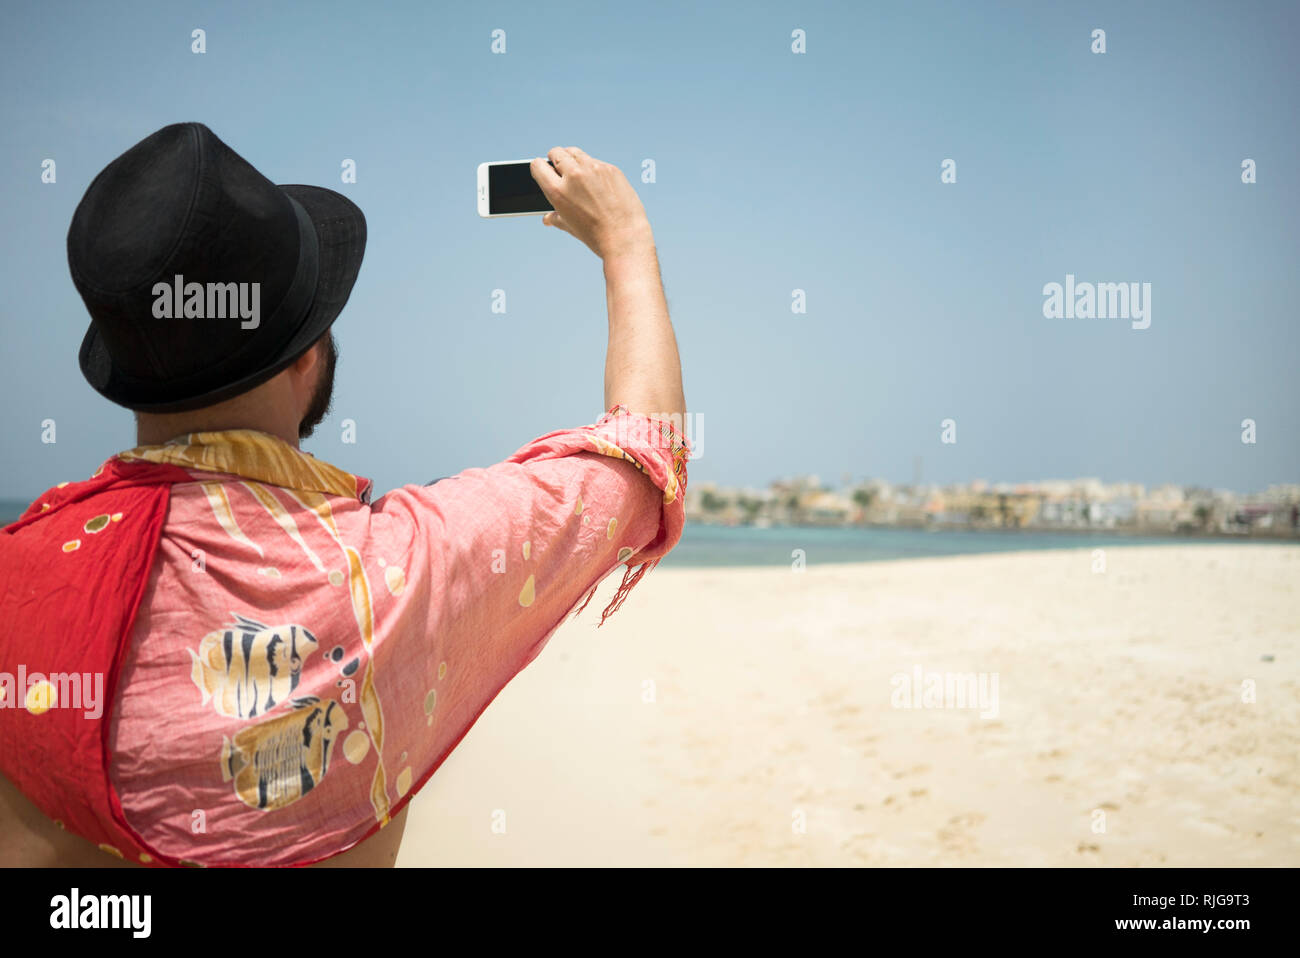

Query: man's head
left=67, top=123, right=365, bottom=439
left=134, top=329, right=339, bottom=447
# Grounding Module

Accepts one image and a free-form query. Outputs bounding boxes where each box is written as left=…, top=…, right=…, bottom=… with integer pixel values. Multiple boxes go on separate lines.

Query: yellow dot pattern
left=84, top=514, right=110, bottom=534
left=384, top=565, right=406, bottom=596
left=343, top=730, right=371, bottom=764
left=25, top=681, right=57, bottom=714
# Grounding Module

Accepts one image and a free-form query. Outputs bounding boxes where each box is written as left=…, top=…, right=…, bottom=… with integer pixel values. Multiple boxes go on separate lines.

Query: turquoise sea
left=0, top=500, right=32, bottom=526
left=657, top=523, right=1291, bottom=568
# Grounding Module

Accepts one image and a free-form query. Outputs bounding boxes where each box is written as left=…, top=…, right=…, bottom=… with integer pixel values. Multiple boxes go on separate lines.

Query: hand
left=530, top=147, right=653, bottom=260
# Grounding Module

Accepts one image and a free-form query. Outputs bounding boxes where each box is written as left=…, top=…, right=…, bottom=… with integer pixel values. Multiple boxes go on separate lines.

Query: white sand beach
left=395, top=545, right=1300, bottom=866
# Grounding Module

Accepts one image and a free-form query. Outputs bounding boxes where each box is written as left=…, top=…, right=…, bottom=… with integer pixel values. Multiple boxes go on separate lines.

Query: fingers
left=547, top=146, right=579, bottom=173
left=549, top=146, right=599, bottom=175
left=530, top=156, right=562, bottom=194
left=535, top=147, right=592, bottom=206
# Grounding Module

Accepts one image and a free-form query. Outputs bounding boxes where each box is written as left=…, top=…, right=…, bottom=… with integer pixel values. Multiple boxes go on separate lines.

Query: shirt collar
left=114, top=430, right=373, bottom=502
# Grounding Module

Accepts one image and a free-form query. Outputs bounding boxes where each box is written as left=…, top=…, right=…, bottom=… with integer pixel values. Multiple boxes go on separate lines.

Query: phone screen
left=488, top=161, right=555, bottom=215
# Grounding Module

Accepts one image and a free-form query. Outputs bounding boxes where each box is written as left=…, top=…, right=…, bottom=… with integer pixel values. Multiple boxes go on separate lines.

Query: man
left=0, top=123, right=688, bottom=867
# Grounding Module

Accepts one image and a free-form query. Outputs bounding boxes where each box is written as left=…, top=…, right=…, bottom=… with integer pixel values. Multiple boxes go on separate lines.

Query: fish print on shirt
left=188, top=614, right=318, bottom=719
left=220, top=696, right=348, bottom=811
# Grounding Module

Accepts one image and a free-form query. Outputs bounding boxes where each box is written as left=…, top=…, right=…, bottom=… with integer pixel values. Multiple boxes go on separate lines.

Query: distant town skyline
left=688, top=474, right=1300, bottom=538
left=757, top=468, right=1295, bottom=499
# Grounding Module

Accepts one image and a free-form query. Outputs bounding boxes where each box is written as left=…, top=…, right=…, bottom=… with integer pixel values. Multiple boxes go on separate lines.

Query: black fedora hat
left=68, top=122, right=365, bottom=413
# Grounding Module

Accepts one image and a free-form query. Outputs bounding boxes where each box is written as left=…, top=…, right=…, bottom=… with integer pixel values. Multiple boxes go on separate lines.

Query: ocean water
left=656, top=523, right=1288, bottom=568
left=0, top=499, right=32, bottom=526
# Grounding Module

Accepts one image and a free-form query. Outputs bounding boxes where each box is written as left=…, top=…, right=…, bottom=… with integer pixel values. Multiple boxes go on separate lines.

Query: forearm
left=602, top=234, right=686, bottom=423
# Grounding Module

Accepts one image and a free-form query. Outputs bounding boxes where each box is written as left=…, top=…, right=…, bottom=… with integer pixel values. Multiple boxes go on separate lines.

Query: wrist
left=600, top=224, right=656, bottom=266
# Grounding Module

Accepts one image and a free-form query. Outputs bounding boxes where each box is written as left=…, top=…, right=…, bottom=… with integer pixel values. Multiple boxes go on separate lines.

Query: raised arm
left=530, top=148, right=686, bottom=423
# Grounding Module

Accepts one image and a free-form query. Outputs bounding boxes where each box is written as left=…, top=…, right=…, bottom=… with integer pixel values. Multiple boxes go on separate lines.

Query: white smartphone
left=477, top=159, right=556, bottom=218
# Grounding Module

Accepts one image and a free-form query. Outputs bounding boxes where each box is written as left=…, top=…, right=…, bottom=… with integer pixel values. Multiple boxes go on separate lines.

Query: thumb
left=542, top=211, right=571, bottom=232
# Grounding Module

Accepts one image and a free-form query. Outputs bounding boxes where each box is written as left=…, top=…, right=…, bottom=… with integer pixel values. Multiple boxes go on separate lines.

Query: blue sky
left=1, top=0, right=1296, bottom=500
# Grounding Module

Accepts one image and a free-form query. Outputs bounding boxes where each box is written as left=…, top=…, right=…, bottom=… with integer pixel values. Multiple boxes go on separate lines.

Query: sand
left=394, top=545, right=1300, bottom=866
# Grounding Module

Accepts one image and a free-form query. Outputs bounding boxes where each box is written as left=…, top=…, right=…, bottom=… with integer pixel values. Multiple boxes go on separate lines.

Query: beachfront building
left=686, top=474, right=1298, bottom=537
left=1135, top=484, right=1188, bottom=531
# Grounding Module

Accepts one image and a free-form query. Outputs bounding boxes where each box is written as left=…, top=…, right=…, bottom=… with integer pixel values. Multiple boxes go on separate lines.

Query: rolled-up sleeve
left=370, top=405, right=690, bottom=659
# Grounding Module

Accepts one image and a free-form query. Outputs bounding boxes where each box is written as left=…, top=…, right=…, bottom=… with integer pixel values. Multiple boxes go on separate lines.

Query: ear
left=291, top=342, right=321, bottom=377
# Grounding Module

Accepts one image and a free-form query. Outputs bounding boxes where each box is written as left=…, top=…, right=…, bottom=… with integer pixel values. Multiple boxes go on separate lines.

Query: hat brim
left=78, top=184, right=366, bottom=413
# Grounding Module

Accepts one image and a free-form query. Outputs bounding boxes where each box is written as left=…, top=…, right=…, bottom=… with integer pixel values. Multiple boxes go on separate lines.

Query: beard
left=298, top=330, right=337, bottom=440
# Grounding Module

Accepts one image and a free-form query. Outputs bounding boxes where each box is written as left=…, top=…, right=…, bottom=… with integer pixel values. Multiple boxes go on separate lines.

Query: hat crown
left=69, top=122, right=300, bottom=298
left=68, top=123, right=327, bottom=409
